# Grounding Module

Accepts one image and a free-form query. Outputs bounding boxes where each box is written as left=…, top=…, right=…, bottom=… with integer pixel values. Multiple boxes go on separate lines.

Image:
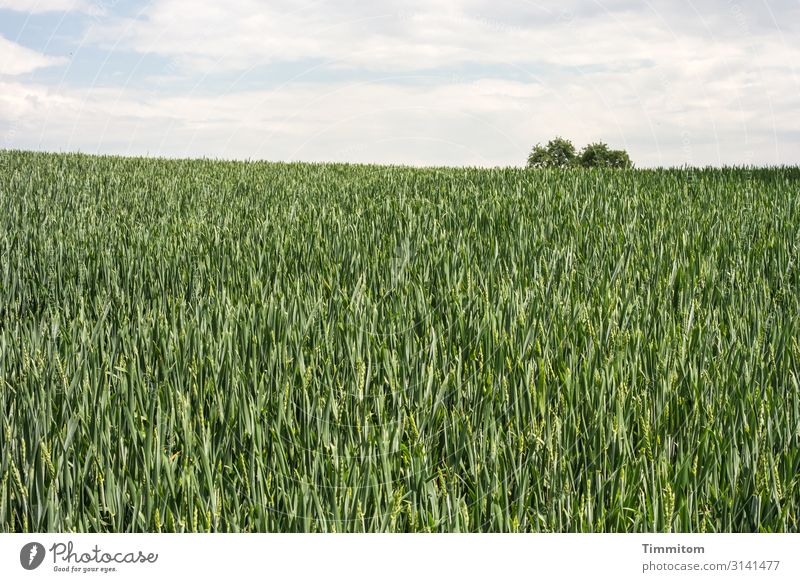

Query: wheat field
left=1, top=151, right=798, bottom=532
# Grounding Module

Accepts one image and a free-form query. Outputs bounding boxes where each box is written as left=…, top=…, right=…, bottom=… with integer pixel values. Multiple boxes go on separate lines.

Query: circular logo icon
left=20, top=542, right=46, bottom=570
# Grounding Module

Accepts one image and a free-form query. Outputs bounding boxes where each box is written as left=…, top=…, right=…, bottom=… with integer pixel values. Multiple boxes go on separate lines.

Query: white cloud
left=92, top=0, right=799, bottom=74
left=0, top=35, right=66, bottom=75
left=3, top=67, right=798, bottom=166
left=0, top=0, right=90, bottom=12
left=3, top=0, right=799, bottom=166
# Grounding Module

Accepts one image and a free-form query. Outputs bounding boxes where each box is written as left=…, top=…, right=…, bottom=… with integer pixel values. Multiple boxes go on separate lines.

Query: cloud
left=0, top=36, right=67, bottom=75
left=3, top=0, right=799, bottom=166
left=2, top=68, right=798, bottom=166
left=0, top=0, right=91, bottom=13
left=92, top=0, right=799, bottom=74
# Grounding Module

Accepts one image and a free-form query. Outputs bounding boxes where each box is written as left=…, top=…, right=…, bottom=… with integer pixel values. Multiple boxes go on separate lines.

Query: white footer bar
left=1, top=534, right=797, bottom=581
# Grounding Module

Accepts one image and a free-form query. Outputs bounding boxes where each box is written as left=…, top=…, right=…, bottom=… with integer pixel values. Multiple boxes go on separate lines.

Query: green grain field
left=1, top=150, right=799, bottom=532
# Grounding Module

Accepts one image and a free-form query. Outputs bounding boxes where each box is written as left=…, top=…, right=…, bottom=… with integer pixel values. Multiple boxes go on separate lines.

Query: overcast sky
left=1, top=0, right=798, bottom=167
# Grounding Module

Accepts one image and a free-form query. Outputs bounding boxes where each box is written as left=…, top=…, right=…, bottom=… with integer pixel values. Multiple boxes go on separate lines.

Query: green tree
left=606, top=148, right=633, bottom=169
left=527, top=137, right=577, bottom=168
left=578, top=142, right=633, bottom=169
left=526, top=144, right=551, bottom=168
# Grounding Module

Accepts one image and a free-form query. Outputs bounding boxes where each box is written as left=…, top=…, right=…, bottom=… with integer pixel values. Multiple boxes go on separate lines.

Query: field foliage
left=1, top=151, right=799, bottom=532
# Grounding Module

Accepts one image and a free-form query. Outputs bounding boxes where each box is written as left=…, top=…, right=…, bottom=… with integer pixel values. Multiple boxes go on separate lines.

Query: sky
left=1, top=0, right=798, bottom=167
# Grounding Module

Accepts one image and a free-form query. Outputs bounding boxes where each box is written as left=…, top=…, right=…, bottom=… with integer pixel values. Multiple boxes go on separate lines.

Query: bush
left=578, top=142, right=633, bottom=169
left=527, top=137, right=577, bottom=168
left=527, top=138, right=632, bottom=169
